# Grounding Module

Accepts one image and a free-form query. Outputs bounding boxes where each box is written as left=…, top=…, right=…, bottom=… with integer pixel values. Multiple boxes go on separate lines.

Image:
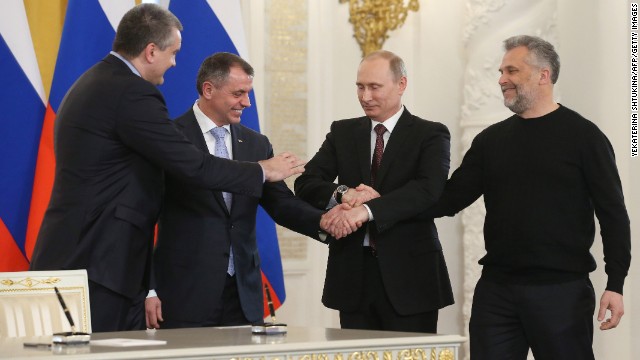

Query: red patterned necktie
left=369, top=124, right=386, bottom=251
left=371, top=124, right=387, bottom=187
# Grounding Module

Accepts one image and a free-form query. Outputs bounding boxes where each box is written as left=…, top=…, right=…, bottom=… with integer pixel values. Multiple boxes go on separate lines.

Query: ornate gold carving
left=230, top=348, right=455, bottom=360
left=300, top=355, right=331, bottom=360
left=339, top=0, right=419, bottom=56
left=348, top=352, right=378, bottom=360
left=0, top=277, right=60, bottom=288
left=438, top=349, right=454, bottom=360
left=397, top=349, right=427, bottom=360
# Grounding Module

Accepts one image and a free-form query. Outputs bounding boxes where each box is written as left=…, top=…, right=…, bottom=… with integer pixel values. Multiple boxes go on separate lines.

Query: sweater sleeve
left=428, top=130, right=485, bottom=218
left=582, top=125, right=631, bottom=294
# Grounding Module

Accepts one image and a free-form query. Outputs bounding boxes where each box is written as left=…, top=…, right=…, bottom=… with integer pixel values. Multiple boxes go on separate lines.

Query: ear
left=398, top=76, right=408, bottom=94
left=201, top=81, right=214, bottom=99
left=143, top=43, right=156, bottom=64
left=539, top=68, right=552, bottom=85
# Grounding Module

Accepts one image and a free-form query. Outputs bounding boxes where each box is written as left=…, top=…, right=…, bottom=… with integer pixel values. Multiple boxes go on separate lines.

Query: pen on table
left=264, top=283, right=277, bottom=323
left=23, top=342, right=51, bottom=349
left=54, top=286, right=76, bottom=333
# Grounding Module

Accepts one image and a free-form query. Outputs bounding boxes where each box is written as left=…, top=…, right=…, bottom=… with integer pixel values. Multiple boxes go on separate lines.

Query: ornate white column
left=459, top=1, right=558, bottom=359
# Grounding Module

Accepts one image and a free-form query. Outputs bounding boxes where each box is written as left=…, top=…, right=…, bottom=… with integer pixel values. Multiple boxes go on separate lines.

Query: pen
left=264, top=283, right=277, bottom=323
left=54, top=286, right=76, bottom=333
left=23, top=342, right=51, bottom=349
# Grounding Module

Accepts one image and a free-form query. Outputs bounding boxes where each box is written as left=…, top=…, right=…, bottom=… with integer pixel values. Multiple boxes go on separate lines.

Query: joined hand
left=321, top=203, right=369, bottom=239
left=340, top=184, right=380, bottom=207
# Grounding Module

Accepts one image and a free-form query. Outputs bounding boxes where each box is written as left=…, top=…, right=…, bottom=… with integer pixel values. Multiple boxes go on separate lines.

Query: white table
left=0, top=326, right=466, bottom=360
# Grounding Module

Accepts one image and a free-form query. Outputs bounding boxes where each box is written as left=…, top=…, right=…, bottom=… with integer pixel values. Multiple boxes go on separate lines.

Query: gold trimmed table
left=0, top=325, right=466, bottom=360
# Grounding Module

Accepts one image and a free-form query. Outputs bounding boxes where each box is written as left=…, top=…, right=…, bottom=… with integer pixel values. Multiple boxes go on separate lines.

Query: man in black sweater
left=432, top=35, right=631, bottom=359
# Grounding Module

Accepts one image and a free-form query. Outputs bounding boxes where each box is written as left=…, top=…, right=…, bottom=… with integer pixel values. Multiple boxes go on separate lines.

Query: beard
left=503, top=85, right=535, bottom=115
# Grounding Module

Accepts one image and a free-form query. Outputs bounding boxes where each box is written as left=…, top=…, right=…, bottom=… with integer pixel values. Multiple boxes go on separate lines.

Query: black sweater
left=435, top=105, right=631, bottom=293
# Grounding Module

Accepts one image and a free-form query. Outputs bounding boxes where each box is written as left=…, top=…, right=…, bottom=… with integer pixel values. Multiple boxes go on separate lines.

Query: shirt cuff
left=326, top=194, right=339, bottom=210
left=363, top=204, right=374, bottom=221
left=147, top=289, right=158, bottom=298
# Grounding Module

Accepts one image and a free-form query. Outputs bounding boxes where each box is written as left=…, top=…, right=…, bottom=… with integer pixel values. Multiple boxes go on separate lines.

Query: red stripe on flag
left=261, top=271, right=283, bottom=319
left=0, top=219, right=29, bottom=271
left=24, top=104, right=57, bottom=260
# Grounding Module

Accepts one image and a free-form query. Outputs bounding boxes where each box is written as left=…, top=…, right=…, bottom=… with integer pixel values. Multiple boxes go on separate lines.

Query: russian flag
left=23, top=0, right=135, bottom=260
left=162, top=0, right=287, bottom=317
left=0, top=0, right=46, bottom=271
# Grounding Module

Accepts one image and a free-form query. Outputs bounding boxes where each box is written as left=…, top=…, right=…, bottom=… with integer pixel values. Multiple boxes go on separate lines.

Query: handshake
left=319, top=184, right=380, bottom=239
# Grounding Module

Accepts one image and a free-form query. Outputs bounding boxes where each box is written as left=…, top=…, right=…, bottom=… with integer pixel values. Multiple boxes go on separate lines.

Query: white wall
left=558, top=1, right=636, bottom=358
left=244, top=0, right=637, bottom=358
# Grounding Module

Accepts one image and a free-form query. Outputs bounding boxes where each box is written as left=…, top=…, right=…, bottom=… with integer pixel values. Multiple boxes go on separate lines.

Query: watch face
left=338, top=185, right=348, bottom=194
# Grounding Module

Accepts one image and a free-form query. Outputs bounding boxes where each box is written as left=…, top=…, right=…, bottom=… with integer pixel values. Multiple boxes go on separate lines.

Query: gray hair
left=504, top=35, right=560, bottom=84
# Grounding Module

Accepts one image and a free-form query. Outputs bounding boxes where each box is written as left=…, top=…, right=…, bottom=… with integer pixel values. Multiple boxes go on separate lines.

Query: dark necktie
left=371, top=124, right=387, bottom=187
left=369, top=124, right=387, bottom=250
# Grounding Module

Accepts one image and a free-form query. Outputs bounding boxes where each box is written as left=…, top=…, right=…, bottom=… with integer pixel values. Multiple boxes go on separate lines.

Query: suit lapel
left=355, top=118, right=373, bottom=185
left=226, top=124, right=251, bottom=216
left=230, top=124, right=248, bottom=161
left=375, top=109, right=414, bottom=187
left=180, top=110, right=208, bottom=152
left=182, top=111, right=229, bottom=215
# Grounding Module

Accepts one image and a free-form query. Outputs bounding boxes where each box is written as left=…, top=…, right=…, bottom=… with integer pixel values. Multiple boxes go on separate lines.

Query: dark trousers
left=162, top=274, right=250, bottom=329
left=88, top=281, right=145, bottom=332
left=339, top=248, right=439, bottom=333
left=470, top=276, right=596, bottom=360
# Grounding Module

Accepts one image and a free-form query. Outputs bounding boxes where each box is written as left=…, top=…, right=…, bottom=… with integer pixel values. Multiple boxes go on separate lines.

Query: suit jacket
left=153, top=109, right=325, bottom=324
left=294, top=108, right=454, bottom=315
left=29, top=55, right=263, bottom=299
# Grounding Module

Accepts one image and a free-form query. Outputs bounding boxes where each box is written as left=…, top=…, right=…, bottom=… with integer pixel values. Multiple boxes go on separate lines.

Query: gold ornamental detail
left=438, top=349, right=454, bottom=360
left=339, top=0, right=419, bottom=57
left=397, top=348, right=427, bottom=360
left=0, top=277, right=61, bottom=288
left=348, top=351, right=380, bottom=360
left=230, top=348, right=453, bottom=360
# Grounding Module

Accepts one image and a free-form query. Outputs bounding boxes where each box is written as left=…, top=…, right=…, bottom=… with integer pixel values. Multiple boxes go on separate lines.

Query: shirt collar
left=370, top=105, right=404, bottom=133
left=110, top=51, right=141, bottom=77
left=192, top=102, right=231, bottom=135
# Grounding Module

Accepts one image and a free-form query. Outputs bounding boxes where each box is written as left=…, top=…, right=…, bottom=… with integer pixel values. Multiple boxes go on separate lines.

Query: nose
left=241, top=93, right=251, bottom=108
left=360, top=88, right=372, bottom=101
left=498, top=73, right=508, bottom=86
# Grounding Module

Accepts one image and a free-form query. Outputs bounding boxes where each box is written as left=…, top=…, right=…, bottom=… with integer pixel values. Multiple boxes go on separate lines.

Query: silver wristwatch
left=335, top=185, right=349, bottom=203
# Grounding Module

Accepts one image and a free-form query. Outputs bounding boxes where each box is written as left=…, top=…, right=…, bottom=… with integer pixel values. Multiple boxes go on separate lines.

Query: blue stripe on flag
left=49, top=0, right=116, bottom=111
left=164, top=0, right=286, bottom=304
left=0, top=35, right=46, bottom=253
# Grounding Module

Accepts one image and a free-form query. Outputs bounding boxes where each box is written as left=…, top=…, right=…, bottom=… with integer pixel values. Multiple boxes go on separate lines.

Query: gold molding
left=339, top=0, right=419, bottom=56
left=229, top=347, right=457, bottom=360
left=438, top=349, right=454, bottom=360
left=1, top=277, right=61, bottom=288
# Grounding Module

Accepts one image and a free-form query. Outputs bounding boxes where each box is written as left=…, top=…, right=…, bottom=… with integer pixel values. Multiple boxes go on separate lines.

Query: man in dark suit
left=29, top=4, right=305, bottom=333
left=294, top=50, right=454, bottom=333
left=144, top=52, right=341, bottom=329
